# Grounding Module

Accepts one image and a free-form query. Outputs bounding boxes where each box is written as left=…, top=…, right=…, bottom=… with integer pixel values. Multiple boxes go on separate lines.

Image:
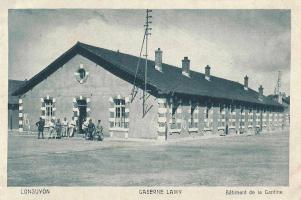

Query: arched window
left=41, top=96, right=55, bottom=123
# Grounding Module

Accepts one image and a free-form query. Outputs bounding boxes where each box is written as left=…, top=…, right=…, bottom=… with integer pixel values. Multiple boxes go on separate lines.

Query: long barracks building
left=12, top=42, right=289, bottom=140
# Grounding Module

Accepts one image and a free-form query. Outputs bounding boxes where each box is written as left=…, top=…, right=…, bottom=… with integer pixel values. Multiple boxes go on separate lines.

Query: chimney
left=258, top=85, right=263, bottom=99
left=155, top=48, right=163, bottom=72
left=244, top=75, right=249, bottom=90
left=205, top=65, right=211, bottom=81
left=182, top=57, right=190, bottom=77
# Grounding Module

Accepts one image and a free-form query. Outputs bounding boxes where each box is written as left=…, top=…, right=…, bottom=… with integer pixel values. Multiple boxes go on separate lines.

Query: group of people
left=35, top=117, right=103, bottom=141
left=81, top=118, right=104, bottom=141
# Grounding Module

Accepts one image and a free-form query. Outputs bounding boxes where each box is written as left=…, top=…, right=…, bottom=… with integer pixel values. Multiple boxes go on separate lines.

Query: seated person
left=87, top=119, right=95, bottom=140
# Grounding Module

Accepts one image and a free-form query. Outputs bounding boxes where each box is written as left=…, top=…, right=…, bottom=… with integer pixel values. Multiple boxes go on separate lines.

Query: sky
left=8, top=9, right=291, bottom=96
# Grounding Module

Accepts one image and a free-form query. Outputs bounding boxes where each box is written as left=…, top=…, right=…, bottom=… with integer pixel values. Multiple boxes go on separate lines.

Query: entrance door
left=77, top=99, right=87, bottom=134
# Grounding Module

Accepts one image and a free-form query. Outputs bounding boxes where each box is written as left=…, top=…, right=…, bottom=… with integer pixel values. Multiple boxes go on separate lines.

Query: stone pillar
left=198, top=104, right=205, bottom=135
left=235, top=107, right=240, bottom=134
left=252, top=109, right=256, bottom=131
left=269, top=111, right=273, bottom=131
left=212, top=106, right=219, bottom=135
left=225, top=106, right=230, bottom=134
left=259, top=110, right=263, bottom=132
left=157, top=98, right=167, bottom=141
left=124, top=97, right=130, bottom=138
left=271, top=112, right=275, bottom=130
left=181, top=101, right=189, bottom=135
left=266, top=111, right=269, bottom=131
left=166, top=101, right=171, bottom=139
left=108, top=97, right=114, bottom=137
left=177, top=99, right=182, bottom=133
left=18, top=98, right=23, bottom=132
left=245, top=109, right=249, bottom=133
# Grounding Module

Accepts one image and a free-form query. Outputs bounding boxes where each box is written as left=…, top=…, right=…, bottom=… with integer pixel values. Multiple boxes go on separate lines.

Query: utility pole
left=143, top=9, right=152, bottom=116
left=274, top=71, right=281, bottom=95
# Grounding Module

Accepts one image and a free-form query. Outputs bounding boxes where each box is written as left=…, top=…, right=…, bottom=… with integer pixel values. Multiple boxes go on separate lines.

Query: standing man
left=36, top=117, right=45, bottom=139
left=48, top=119, right=55, bottom=139
left=82, top=118, right=89, bottom=139
left=68, top=118, right=76, bottom=137
left=87, top=119, right=95, bottom=140
left=61, top=117, right=68, bottom=137
left=95, top=119, right=104, bottom=141
left=55, top=119, right=62, bottom=139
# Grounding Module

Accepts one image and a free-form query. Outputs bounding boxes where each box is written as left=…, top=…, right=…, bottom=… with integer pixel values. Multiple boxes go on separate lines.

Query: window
left=218, top=108, right=226, bottom=128
left=255, top=111, right=260, bottom=127
left=204, top=106, right=213, bottom=129
left=279, top=113, right=283, bottom=126
left=78, top=68, right=86, bottom=79
left=274, top=113, right=278, bottom=127
left=240, top=109, right=245, bottom=127
left=169, top=99, right=181, bottom=131
left=44, top=99, right=53, bottom=122
left=189, top=103, right=198, bottom=128
left=230, top=109, right=236, bottom=127
left=248, top=110, right=253, bottom=127
left=75, top=65, right=89, bottom=84
left=262, top=112, right=267, bottom=127
left=171, top=103, right=178, bottom=129
left=114, top=98, right=126, bottom=128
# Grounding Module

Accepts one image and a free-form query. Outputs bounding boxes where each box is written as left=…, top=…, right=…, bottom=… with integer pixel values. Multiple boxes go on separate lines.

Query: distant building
left=8, top=80, right=25, bottom=130
left=268, top=94, right=290, bottom=127
left=12, top=42, right=287, bottom=140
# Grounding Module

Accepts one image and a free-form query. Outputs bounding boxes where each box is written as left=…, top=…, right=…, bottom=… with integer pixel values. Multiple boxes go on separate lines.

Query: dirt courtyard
left=7, top=130, right=289, bottom=186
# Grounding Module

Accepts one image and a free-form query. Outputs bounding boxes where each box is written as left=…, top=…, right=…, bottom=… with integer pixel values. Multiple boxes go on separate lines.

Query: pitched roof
left=8, top=79, right=25, bottom=104
left=13, top=42, right=283, bottom=108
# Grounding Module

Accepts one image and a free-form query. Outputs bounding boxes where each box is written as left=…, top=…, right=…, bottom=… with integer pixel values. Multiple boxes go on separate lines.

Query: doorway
left=77, top=99, right=87, bottom=134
